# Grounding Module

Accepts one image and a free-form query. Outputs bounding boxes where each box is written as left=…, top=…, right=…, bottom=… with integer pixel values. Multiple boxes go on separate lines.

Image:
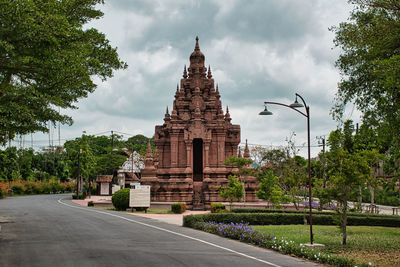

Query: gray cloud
left=28, top=0, right=358, bottom=158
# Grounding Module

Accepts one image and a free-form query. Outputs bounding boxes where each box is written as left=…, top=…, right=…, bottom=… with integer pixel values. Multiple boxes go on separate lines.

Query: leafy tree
left=0, top=147, right=18, bottom=181
left=249, top=146, right=269, bottom=167
left=224, top=155, right=253, bottom=202
left=125, top=134, right=154, bottom=156
left=360, top=149, right=384, bottom=205
left=95, top=152, right=127, bottom=177
left=217, top=175, right=244, bottom=210
left=224, top=156, right=253, bottom=179
left=256, top=170, right=284, bottom=208
left=15, top=148, right=32, bottom=179
left=326, top=122, right=371, bottom=245
left=260, top=149, right=287, bottom=176
left=0, top=0, right=127, bottom=143
left=280, top=155, right=307, bottom=210
left=331, top=0, right=400, bottom=193
left=64, top=135, right=95, bottom=191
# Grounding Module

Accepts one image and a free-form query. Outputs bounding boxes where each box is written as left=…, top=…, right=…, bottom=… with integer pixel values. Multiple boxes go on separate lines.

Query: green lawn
left=254, top=225, right=400, bottom=267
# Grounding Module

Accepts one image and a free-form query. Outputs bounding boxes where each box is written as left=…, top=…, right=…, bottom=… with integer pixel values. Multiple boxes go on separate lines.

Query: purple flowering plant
left=194, top=221, right=274, bottom=246
left=192, top=221, right=367, bottom=267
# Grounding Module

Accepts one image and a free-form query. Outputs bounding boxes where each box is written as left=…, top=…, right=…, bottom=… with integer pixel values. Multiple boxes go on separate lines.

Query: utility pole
left=111, top=130, right=114, bottom=148
left=316, top=135, right=325, bottom=153
left=317, top=135, right=326, bottom=187
left=77, top=149, right=82, bottom=198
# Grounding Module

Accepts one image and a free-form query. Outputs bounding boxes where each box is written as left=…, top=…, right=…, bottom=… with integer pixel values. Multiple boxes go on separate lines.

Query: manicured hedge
left=231, top=208, right=396, bottom=218
left=171, top=203, right=186, bottom=214
left=183, top=212, right=400, bottom=228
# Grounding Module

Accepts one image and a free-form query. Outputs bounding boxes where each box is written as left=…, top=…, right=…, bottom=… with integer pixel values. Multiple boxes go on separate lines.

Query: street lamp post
left=259, top=93, right=314, bottom=245
left=77, top=148, right=82, bottom=199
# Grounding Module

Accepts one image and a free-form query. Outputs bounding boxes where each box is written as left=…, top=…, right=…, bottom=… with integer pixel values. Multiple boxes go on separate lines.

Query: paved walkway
left=128, top=210, right=210, bottom=226
left=72, top=195, right=112, bottom=206
left=72, top=196, right=209, bottom=226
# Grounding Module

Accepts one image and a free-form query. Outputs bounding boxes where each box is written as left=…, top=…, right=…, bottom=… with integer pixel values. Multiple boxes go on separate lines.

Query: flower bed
left=0, top=181, right=75, bottom=197
left=192, top=221, right=371, bottom=267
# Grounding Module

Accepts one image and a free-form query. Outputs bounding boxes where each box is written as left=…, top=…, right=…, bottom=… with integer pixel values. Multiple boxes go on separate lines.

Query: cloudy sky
left=29, top=0, right=360, bottom=157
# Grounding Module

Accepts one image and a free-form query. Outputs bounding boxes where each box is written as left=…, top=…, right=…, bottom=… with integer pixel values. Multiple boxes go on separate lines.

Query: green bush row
left=183, top=212, right=400, bottom=228
left=4, top=182, right=76, bottom=196
left=171, top=203, right=186, bottom=214
left=210, top=203, right=226, bottom=213
left=231, top=208, right=396, bottom=218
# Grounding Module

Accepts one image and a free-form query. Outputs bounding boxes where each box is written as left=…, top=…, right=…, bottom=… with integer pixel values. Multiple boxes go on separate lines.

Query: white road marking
left=58, top=198, right=281, bottom=267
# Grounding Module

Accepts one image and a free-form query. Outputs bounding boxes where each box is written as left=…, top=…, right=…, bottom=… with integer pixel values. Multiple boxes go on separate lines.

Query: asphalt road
left=0, top=194, right=322, bottom=267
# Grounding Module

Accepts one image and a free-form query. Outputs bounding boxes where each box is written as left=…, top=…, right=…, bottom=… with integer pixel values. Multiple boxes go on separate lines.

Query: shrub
left=65, top=183, right=74, bottom=192
left=171, top=203, right=186, bottom=214
left=183, top=212, right=400, bottom=228
left=88, top=201, right=94, bottom=207
left=11, top=184, right=24, bottom=195
left=0, top=188, right=4, bottom=199
left=24, top=183, right=35, bottom=194
left=112, top=188, right=130, bottom=211
left=72, top=193, right=84, bottom=200
left=210, top=203, right=226, bottom=213
left=40, top=183, right=51, bottom=194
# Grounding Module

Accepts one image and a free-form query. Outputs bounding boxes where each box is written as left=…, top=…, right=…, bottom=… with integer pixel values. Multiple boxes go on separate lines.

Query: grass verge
left=254, top=225, right=400, bottom=267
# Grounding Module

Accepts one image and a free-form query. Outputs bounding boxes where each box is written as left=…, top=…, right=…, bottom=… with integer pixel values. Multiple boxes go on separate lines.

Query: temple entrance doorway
left=193, top=138, right=203, bottom=181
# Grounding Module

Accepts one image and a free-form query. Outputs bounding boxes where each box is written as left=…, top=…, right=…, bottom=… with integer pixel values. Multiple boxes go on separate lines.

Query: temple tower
left=141, top=37, right=257, bottom=209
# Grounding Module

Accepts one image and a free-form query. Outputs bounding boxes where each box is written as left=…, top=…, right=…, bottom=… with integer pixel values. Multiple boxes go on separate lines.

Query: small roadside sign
left=129, top=185, right=150, bottom=208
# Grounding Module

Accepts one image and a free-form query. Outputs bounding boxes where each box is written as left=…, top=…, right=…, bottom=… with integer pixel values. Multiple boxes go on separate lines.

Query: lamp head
left=259, top=105, right=273, bottom=116
left=289, top=96, right=304, bottom=108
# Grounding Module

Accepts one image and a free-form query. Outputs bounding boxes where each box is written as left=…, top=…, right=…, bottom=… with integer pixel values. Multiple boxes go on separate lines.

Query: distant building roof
left=118, top=151, right=144, bottom=173
left=96, top=175, right=113, bottom=183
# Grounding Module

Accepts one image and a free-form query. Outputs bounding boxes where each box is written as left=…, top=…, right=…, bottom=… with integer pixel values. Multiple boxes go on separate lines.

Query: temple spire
left=189, top=36, right=205, bottom=76
left=175, top=84, right=179, bottom=97
left=144, top=140, right=154, bottom=169
left=244, top=139, right=251, bottom=160
left=225, top=106, right=231, bottom=122
left=195, top=36, right=200, bottom=51
left=164, top=106, right=170, bottom=123
left=171, top=100, right=178, bottom=120
left=238, top=147, right=242, bottom=158
left=207, top=65, right=212, bottom=79
left=146, top=140, right=152, bottom=156
left=183, top=65, right=187, bottom=79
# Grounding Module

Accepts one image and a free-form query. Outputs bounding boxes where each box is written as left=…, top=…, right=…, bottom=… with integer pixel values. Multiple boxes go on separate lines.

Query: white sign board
left=129, top=185, right=150, bottom=208
left=100, top=183, right=109, bottom=195
left=112, top=185, right=120, bottom=195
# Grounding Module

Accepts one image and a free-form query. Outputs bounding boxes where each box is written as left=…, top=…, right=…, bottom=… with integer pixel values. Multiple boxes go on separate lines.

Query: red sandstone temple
left=141, top=37, right=257, bottom=209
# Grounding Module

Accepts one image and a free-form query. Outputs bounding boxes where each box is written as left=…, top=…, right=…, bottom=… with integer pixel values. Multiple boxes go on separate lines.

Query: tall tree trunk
left=358, top=185, right=362, bottom=205
left=342, top=195, right=348, bottom=245
left=369, top=185, right=375, bottom=205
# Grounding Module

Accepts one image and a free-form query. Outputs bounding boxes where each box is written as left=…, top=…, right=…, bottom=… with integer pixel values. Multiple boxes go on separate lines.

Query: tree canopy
left=0, top=0, right=127, bottom=143
left=331, top=0, right=400, bottom=159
